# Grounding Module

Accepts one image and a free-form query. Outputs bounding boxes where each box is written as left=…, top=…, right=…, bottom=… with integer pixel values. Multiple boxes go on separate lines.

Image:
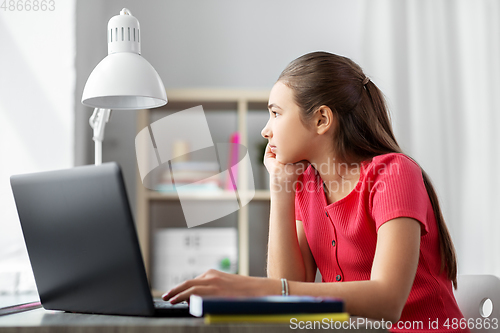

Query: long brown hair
left=278, top=51, right=458, bottom=289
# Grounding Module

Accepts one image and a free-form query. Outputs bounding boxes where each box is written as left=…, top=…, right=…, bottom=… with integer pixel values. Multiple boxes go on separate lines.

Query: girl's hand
left=162, top=269, right=278, bottom=304
left=263, top=143, right=309, bottom=188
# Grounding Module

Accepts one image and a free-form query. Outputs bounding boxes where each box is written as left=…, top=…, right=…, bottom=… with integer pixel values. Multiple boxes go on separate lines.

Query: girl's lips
left=269, top=145, right=276, bottom=153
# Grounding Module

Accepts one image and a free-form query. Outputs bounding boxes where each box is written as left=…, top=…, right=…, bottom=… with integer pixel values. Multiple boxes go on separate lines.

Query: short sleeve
left=369, top=154, right=429, bottom=236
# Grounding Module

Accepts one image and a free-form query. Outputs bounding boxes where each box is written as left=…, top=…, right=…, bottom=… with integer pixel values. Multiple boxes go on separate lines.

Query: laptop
left=10, top=162, right=191, bottom=317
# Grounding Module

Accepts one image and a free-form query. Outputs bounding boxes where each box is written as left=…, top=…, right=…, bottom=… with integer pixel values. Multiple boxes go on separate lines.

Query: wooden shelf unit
left=135, top=88, right=270, bottom=279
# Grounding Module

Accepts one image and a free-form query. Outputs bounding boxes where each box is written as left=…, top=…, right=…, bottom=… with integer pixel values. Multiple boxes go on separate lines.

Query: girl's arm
left=164, top=217, right=420, bottom=323
left=263, top=140, right=314, bottom=282
left=296, top=220, right=318, bottom=282
left=288, top=217, right=421, bottom=323
left=266, top=189, right=316, bottom=282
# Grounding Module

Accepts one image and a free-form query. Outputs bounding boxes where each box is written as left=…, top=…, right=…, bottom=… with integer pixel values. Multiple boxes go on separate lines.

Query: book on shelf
left=189, top=295, right=345, bottom=317
left=224, top=132, right=240, bottom=190
left=155, top=161, right=223, bottom=193
left=153, top=133, right=243, bottom=193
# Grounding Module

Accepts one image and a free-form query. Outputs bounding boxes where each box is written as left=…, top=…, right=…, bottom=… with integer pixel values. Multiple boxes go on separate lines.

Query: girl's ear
left=314, top=105, right=335, bottom=135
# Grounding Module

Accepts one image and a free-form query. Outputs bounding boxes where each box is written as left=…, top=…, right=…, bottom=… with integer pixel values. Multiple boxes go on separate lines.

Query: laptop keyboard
left=154, top=300, right=189, bottom=309
left=153, top=299, right=192, bottom=317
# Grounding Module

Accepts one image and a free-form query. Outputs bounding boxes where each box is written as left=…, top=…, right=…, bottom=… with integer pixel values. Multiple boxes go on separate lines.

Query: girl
left=163, top=52, right=468, bottom=332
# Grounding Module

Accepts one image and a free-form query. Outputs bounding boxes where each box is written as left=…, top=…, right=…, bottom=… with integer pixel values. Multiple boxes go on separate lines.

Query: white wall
left=359, top=0, right=500, bottom=277
left=0, top=2, right=76, bottom=293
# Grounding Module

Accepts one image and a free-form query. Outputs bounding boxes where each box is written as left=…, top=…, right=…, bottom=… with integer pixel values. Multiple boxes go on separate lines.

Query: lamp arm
left=89, top=108, right=112, bottom=165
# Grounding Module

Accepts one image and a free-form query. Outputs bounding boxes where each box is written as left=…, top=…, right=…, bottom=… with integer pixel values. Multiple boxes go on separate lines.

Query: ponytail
left=422, top=170, right=458, bottom=289
left=365, top=80, right=457, bottom=289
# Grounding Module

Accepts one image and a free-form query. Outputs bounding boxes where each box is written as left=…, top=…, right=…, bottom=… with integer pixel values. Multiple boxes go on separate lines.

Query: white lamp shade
left=82, top=52, right=167, bottom=110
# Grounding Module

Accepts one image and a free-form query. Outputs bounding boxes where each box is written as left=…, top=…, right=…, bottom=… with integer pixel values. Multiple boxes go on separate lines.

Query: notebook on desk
left=10, top=162, right=191, bottom=317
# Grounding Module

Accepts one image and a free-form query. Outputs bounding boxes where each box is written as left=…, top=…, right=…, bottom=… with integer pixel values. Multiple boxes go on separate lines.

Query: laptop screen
left=10, top=163, right=155, bottom=316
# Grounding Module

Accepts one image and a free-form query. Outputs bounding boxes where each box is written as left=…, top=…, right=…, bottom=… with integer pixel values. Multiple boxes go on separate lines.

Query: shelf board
left=165, top=88, right=270, bottom=102
left=147, top=190, right=270, bottom=201
left=252, top=190, right=272, bottom=200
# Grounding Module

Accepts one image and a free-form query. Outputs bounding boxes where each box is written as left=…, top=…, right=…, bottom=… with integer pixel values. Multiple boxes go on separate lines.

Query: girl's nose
left=261, top=120, right=271, bottom=139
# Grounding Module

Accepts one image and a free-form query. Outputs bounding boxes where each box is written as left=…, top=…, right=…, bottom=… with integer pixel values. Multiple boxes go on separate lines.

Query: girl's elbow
left=384, top=310, right=402, bottom=325
left=382, top=296, right=406, bottom=324
left=376, top=305, right=401, bottom=324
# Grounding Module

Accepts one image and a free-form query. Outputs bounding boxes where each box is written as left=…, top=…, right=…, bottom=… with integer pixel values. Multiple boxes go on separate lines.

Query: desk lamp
left=82, top=8, right=167, bottom=165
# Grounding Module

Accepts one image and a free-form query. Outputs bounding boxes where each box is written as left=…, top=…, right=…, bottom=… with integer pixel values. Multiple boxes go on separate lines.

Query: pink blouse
left=294, top=153, right=468, bottom=332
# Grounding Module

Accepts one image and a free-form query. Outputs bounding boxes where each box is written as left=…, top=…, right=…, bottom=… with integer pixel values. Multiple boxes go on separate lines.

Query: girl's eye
left=272, top=111, right=280, bottom=117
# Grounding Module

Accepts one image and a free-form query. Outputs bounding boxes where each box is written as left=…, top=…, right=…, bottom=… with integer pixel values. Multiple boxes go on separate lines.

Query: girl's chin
left=276, top=154, right=298, bottom=165
left=275, top=154, right=287, bottom=164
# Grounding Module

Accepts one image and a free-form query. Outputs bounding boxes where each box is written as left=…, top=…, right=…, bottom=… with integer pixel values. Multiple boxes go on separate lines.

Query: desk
left=0, top=307, right=388, bottom=333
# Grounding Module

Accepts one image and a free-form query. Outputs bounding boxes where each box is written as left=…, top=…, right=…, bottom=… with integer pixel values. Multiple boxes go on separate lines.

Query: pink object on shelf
left=225, top=132, right=240, bottom=190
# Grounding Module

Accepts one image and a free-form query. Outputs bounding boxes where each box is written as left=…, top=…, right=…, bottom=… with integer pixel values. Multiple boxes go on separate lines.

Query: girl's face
left=261, top=81, right=317, bottom=164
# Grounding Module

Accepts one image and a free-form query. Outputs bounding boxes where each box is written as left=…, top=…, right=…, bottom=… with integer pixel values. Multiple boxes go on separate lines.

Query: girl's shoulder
left=370, top=152, right=418, bottom=164
left=363, top=152, right=422, bottom=179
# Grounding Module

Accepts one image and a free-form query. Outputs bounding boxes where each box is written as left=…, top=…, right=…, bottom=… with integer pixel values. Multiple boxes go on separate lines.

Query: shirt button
left=336, top=275, right=342, bottom=281
left=325, top=211, right=329, bottom=217
left=331, top=240, right=336, bottom=247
